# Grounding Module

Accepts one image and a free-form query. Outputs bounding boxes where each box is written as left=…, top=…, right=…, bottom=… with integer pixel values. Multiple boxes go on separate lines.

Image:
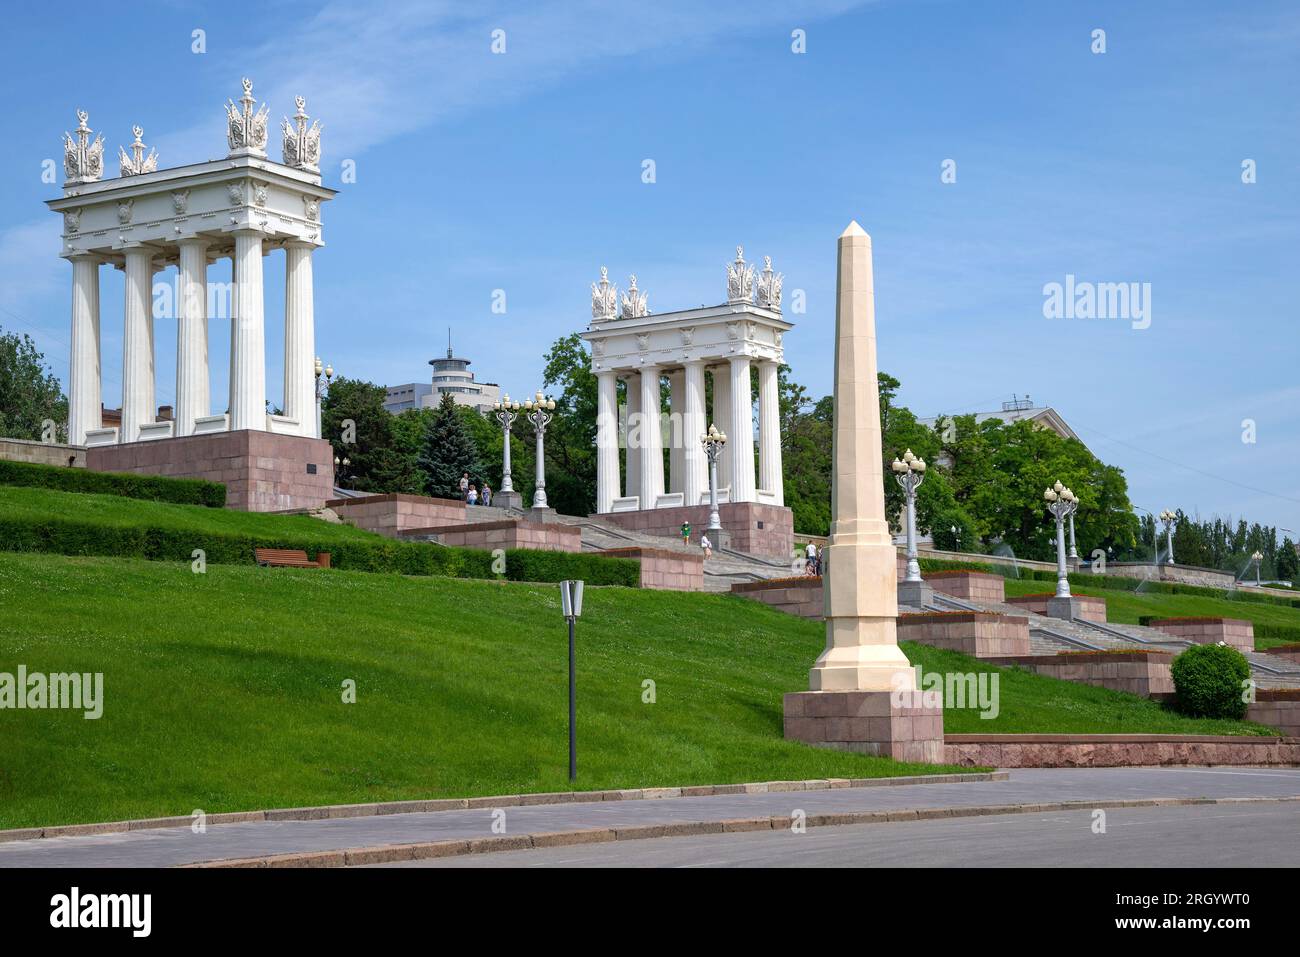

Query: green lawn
left=1000, top=577, right=1300, bottom=648
left=0, top=484, right=382, bottom=543
left=0, top=552, right=1275, bottom=830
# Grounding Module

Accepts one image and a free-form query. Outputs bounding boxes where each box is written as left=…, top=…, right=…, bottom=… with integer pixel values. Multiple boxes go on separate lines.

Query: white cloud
left=155, top=0, right=871, bottom=163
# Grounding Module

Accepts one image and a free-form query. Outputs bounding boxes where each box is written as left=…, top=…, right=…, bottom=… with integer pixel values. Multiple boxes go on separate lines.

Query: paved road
left=383, top=802, right=1300, bottom=868
left=1, top=767, right=1297, bottom=868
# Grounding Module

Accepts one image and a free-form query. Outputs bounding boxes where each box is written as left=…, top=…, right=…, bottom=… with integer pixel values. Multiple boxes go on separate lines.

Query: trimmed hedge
left=917, top=556, right=1296, bottom=608
left=1254, top=623, right=1300, bottom=645
left=0, top=515, right=640, bottom=587
left=1170, top=644, right=1251, bottom=719
left=0, top=459, right=225, bottom=508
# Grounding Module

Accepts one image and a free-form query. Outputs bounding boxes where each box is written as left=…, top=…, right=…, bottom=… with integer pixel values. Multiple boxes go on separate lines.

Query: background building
left=385, top=332, right=501, bottom=414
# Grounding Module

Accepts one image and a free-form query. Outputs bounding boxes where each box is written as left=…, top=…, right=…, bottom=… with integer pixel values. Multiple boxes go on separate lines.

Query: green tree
left=320, top=377, right=407, bottom=492
left=0, top=328, right=68, bottom=442
left=1277, top=538, right=1298, bottom=582
left=418, top=392, right=483, bottom=499
left=538, top=333, right=598, bottom=515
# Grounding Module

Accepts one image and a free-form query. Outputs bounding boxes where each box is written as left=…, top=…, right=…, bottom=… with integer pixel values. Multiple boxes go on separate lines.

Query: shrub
left=1170, top=644, right=1251, bottom=719
left=0, top=459, right=225, bottom=507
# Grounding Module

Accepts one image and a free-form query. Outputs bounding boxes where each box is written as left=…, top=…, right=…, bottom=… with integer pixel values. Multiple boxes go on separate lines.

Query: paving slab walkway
left=2, top=767, right=1297, bottom=868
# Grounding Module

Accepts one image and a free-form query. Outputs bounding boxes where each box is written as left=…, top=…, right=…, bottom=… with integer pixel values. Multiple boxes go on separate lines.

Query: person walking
left=805, top=541, right=819, bottom=576
left=459, top=473, right=469, bottom=500
left=680, top=521, right=691, bottom=546
left=482, top=483, right=492, bottom=507
left=701, top=533, right=712, bottom=560
left=467, top=484, right=478, bottom=506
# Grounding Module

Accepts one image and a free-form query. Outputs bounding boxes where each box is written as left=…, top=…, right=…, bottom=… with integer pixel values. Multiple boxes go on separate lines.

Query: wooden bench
left=254, top=548, right=331, bottom=569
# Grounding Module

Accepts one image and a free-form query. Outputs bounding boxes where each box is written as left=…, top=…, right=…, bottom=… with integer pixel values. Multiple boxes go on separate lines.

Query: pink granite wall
left=1148, top=617, right=1254, bottom=654
left=600, top=546, right=704, bottom=591
left=731, top=577, right=824, bottom=618
left=1263, top=645, right=1300, bottom=664
left=923, top=570, right=1006, bottom=603
left=599, top=502, right=793, bottom=560
left=328, top=494, right=466, bottom=537
left=1246, top=692, right=1300, bottom=737
left=944, top=734, right=1300, bottom=768
left=407, top=519, right=581, bottom=553
left=897, top=612, right=1030, bottom=658
left=85, top=430, right=334, bottom=512
left=1006, top=593, right=1108, bottom=622
left=986, top=651, right=1174, bottom=697
left=0, top=438, right=85, bottom=468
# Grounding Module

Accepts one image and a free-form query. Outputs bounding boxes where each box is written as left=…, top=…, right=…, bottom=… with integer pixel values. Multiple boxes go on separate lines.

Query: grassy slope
left=0, top=552, right=1274, bottom=830
left=0, top=485, right=382, bottom=543
left=1000, top=577, right=1300, bottom=648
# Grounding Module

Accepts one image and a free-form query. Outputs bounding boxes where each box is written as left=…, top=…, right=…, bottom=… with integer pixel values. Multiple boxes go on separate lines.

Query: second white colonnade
left=584, top=249, right=793, bottom=514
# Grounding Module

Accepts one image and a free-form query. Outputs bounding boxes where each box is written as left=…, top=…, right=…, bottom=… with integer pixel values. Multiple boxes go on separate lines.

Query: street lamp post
left=1045, top=481, right=1079, bottom=617
left=893, top=449, right=933, bottom=607
left=523, top=391, right=556, bottom=511
left=891, top=449, right=926, bottom=583
left=313, top=356, right=334, bottom=440
left=333, top=453, right=351, bottom=488
left=1159, top=509, right=1177, bottom=566
left=1251, top=550, right=1264, bottom=586
left=491, top=395, right=523, bottom=510
left=1067, top=511, right=1079, bottom=564
left=701, top=423, right=727, bottom=534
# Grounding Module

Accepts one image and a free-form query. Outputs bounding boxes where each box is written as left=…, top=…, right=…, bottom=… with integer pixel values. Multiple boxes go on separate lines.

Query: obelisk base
left=784, top=691, right=945, bottom=764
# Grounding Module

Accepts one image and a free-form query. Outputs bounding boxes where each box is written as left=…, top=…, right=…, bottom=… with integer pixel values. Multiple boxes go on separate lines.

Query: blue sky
left=3, top=0, right=1297, bottom=533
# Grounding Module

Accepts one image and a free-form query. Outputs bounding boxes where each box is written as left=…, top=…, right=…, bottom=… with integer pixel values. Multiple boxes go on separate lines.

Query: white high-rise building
left=385, top=332, right=501, bottom=414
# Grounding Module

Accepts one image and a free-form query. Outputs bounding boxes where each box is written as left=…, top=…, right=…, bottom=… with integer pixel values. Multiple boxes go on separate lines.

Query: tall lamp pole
left=891, top=449, right=926, bottom=583
left=313, top=356, right=334, bottom=440
left=1251, top=550, right=1264, bottom=586
left=491, top=395, right=521, bottom=505
left=1045, top=481, right=1078, bottom=599
left=1159, top=509, right=1177, bottom=566
left=523, top=391, right=556, bottom=510
left=701, top=423, right=727, bottom=533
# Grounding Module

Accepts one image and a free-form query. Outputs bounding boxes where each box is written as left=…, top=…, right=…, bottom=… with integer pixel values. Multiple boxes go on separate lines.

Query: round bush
left=1170, top=644, right=1251, bottom=719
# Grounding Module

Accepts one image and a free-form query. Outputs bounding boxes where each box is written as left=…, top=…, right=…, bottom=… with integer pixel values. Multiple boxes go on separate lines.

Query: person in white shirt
left=467, top=485, right=478, bottom=506
left=805, top=541, right=818, bottom=575
left=701, top=534, right=712, bottom=560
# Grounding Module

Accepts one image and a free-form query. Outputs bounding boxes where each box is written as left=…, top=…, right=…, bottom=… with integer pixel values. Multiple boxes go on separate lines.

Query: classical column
left=638, top=366, right=664, bottom=508
left=67, top=255, right=101, bottom=445
left=728, top=355, right=756, bottom=503
left=710, top=365, right=732, bottom=492
left=595, top=370, right=620, bottom=513
left=120, top=245, right=156, bottom=443
left=682, top=360, right=707, bottom=507
left=283, top=242, right=316, bottom=436
left=758, top=359, right=784, bottom=504
left=811, top=221, right=912, bottom=692
left=229, top=229, right=266, bottom=431
left=667, top=369, right=685, bottom=494
left=624, top=376, right=641, bottom=505
left=174, top=239, right=210, bottom=436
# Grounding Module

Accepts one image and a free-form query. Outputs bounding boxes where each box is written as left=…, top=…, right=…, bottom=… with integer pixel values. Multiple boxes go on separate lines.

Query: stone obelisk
left=812, top=221, right=913, bottom=692
left=783, top=222, right=943, bottom=762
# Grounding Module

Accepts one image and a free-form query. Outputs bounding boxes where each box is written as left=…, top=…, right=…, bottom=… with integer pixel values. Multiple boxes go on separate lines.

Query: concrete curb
left=0, top=771, right=1006, bottom=844
left=184, top=794, right=1300, bottom=868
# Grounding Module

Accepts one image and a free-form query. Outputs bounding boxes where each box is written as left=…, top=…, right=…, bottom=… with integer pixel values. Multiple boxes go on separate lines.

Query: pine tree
left=417, top=392, right=483, bottom=499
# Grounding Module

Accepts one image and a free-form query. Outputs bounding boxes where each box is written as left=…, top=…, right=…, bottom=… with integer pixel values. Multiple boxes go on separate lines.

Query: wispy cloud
left=155, top=0, right=871, bottom=163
